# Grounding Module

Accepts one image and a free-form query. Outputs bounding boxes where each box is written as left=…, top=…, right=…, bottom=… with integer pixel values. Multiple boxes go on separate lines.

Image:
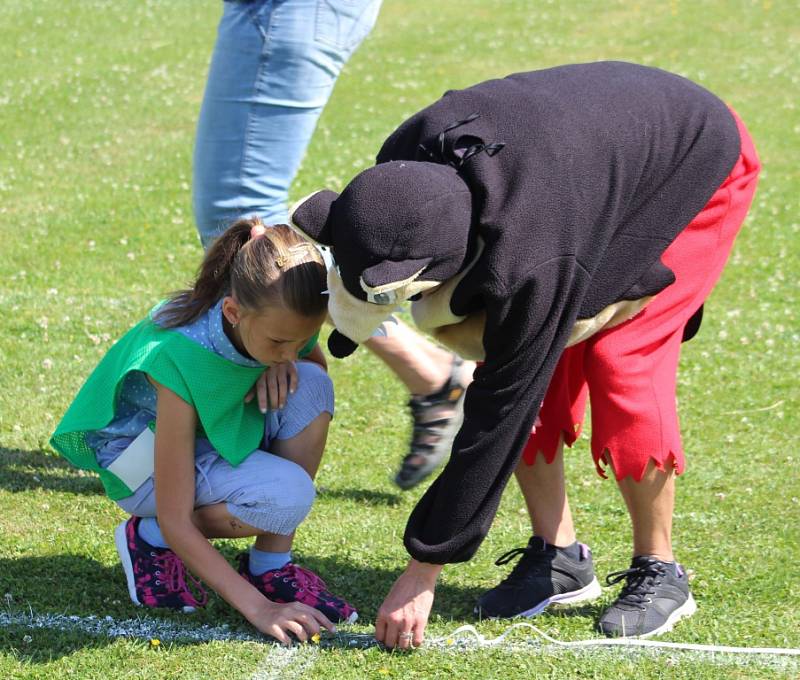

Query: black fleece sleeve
left=403, top=256, right=588, bottom=564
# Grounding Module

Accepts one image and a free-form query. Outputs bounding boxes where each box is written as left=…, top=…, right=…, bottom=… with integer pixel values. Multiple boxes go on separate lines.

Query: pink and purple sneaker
left=237, top=553, right=358, bottom=624
left=114, top=516, right=208, bottom=613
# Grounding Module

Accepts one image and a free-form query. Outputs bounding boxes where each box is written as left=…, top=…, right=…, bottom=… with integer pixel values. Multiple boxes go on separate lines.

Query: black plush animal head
left=291, top=160, right=473, bottom=357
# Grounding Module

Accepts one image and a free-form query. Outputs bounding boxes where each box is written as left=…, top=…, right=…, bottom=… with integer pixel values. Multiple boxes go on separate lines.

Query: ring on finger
left=399, top=631, right=413, bottom=640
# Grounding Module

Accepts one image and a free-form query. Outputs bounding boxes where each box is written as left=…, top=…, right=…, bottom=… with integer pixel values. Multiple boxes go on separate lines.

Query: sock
left=534, top=535, right=582, bottom=560
left=248, top=546, right=292, bottom=576
left=137, top=517, right=169, bottom=548
left=556, top=540, right=582, bottom=561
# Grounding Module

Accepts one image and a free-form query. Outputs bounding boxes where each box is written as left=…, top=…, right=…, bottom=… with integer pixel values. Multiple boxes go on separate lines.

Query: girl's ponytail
left=156, top=218, right=326, bottom=328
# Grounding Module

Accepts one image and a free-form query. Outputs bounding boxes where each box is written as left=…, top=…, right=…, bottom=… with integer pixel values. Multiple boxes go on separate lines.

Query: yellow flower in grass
left=149, top=639, right=161, bottom=649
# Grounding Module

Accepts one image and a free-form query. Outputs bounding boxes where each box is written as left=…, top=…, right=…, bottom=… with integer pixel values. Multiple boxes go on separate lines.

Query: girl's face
left=222, top=297, right=324, bottom=365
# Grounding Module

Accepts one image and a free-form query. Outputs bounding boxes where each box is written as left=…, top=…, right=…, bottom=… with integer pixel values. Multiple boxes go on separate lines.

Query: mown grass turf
left=1, top=1, right=798, bottom=678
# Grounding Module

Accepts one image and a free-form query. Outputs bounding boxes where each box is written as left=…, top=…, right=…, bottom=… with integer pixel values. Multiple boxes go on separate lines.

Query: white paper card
left=106, top=427, right=155, bottom=491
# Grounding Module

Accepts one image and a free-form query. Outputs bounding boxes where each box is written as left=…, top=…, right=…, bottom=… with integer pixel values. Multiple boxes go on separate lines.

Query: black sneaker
left=598, top=556, right=697, bottom=638
left=394, top=355, right=468, bottom=490
left=475, top=536, right=601, bottom=618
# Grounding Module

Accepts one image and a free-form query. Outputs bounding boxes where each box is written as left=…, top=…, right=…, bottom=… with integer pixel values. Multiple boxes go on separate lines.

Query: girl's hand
left=246, top=362, right=298, bottom=412
left=246, top=597, right=335, bottom=646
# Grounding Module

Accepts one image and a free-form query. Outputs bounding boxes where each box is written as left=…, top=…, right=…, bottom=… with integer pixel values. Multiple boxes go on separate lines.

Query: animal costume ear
left=328, top=329, right=359, bottom=358
left=290, top=190, right=338, bottom=246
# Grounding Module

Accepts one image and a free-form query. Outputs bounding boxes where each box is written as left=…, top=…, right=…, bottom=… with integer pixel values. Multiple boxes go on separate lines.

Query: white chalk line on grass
left=3, top=610, right=799, bottom=673
left=248, top=645, right=318, bottom=680
left=0, top=610, right=261, bottom=644
left=0, top=610, right=317, bottom=680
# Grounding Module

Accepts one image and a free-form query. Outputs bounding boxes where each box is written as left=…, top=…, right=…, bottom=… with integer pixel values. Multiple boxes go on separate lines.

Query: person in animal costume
left=290, top=61, right=760, bottom=646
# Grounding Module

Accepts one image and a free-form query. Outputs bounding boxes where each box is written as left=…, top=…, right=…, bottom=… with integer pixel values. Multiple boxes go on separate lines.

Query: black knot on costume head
left=417, top=112, right=506, bottom=169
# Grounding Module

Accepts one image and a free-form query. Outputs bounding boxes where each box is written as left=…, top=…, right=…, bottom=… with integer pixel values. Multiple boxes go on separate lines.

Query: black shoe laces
left=493, top=541, right=553, bottom=584
left=605, top=559, right=666, bottom=608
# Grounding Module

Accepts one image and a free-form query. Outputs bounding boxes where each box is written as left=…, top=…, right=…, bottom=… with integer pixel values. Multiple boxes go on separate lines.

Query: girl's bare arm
left=151, top=380, right=333, bottom=643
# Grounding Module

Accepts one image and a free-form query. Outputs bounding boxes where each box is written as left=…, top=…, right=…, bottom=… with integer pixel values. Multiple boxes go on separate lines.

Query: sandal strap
left=396, top=354, right=469, bottom=487
left=410, top=355, right=465, bottom=403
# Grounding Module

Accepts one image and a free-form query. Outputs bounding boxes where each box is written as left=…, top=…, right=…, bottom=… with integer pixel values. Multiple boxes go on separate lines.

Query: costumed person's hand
left=245, top=362, right=298, bottom=412
left=247, top=597, right=334, bottom=646
left=375, top=559, right=442, bottom=650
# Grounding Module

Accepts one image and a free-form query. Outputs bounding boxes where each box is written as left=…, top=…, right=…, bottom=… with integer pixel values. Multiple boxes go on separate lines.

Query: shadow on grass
left=316, top=486, right=401, bottom=506
left=283, top=552, right=485, bottom=622
left=0, top=550, right=484, bottom=663
left=0, top=447, right=104, bottom=495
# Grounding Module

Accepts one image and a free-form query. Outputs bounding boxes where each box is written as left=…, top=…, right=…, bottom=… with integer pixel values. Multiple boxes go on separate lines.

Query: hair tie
left=250, top=224, right=267, bottom=240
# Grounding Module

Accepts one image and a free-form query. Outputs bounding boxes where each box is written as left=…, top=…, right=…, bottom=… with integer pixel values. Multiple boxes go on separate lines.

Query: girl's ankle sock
left=138, top=517, right=169, bottom=548
left=249, top=546, right=292, bottom=576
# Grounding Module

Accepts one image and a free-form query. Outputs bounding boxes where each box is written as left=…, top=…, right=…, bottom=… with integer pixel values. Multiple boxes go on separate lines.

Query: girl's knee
left=231, top=456, right=317, bottom=535
left=292, top=362, right=334, bottom=404
left=281, top=458, right=317, bottom=511
left=264, top=454, right=316, bottom=513
left=268, top=362, right=334, bottom=440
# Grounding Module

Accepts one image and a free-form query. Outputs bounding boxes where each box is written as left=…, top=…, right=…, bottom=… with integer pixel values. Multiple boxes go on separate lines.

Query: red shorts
left=521, top=110, right=760, bottom=481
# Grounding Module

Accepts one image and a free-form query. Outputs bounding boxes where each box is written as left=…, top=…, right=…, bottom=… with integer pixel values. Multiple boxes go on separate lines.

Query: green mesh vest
left=51, top=315, right=318, bottom=500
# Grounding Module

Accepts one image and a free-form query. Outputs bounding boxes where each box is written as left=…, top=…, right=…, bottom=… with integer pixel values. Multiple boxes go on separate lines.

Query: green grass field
left=1, top=1, right=799, bottom=678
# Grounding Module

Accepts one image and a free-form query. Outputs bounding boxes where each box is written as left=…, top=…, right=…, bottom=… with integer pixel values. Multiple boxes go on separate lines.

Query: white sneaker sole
left=624, top=593, right=697, bottom=639
left=114, top=520, right=196, bottom=614
left=519, top=576, right=603, bottom=617
left=114, top=520, right=141, bottom=607
left=476, top=576, right=603, bottom=619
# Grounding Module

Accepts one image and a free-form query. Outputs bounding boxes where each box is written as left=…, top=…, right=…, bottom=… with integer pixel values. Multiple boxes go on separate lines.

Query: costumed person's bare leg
left=616, top=459, right=675, bottom=561
left=588, top=112, right=759, bottom=637
left=595, top=455, right=691, bottom=638
left=515, top=443, right=577, bottom=547
left=366, top=318, right=475, bottom=489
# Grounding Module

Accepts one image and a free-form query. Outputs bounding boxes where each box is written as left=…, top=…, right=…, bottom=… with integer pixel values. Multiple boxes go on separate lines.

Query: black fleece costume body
left=293, top=62, right=742, bottom=565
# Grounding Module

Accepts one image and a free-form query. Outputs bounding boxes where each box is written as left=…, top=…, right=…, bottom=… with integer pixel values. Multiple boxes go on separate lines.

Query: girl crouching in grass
left=52, top=219, right=354, bottom=644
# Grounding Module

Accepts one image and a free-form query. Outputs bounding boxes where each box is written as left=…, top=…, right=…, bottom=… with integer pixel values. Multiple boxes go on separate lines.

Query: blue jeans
left=193, top=0, right=382, bottom=247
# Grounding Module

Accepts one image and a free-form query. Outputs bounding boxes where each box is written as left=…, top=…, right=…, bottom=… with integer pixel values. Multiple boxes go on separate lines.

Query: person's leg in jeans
left=194, top=0, right=383, bottom=240
left=192, top=0, right=474, bottom=490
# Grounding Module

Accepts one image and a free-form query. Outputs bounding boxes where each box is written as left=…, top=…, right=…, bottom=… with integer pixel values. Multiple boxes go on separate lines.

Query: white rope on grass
left=427, top=622, right=800, bottom=656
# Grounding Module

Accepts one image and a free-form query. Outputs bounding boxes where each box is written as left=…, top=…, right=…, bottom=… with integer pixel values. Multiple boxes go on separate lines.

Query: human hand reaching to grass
left=245, top=597, right=335, bottom=646
left=375, top=559, right=443, bottom=650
